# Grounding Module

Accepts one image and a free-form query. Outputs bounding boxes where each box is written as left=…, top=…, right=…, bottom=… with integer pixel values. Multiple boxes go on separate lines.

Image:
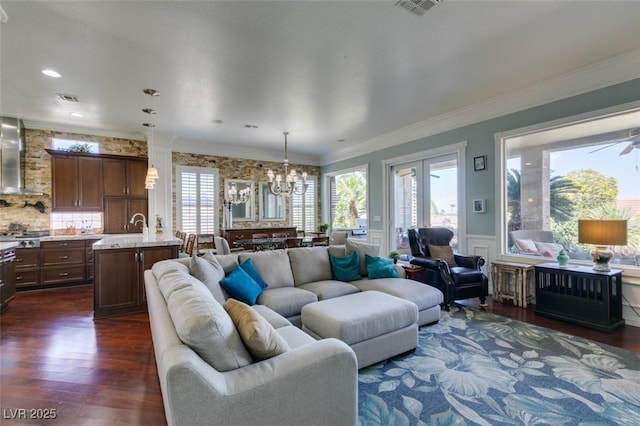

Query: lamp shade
left=578, top=219, right=627, bottom=246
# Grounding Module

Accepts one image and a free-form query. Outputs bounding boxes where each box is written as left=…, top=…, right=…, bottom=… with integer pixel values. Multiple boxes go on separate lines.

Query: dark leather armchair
left=408, top=227, right=488, bottom=309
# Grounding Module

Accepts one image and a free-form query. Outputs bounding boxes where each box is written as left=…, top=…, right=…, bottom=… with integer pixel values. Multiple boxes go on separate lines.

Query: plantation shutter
left=291, top=176, right=317, bottom=234
left=177, top=166, right=218, bottom=234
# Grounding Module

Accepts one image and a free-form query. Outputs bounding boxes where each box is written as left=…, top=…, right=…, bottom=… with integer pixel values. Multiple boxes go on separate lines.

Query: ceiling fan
left=589, top=128, right=640, bottom=155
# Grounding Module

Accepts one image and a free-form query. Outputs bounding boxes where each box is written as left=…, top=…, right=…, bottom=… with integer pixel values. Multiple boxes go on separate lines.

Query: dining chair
left=311, top=236, right=330, bottom=246
left=174, top=231, right=187, bottom=253
left=284, top=237, right=303, bottom=248
left=272, top=232, right=289, bottom=249
left=184, top=233, right=197, bottom=256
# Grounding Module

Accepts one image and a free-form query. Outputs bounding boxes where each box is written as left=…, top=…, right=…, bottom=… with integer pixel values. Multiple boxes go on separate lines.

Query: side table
left=400, top=263, right=425, bottom=281
left=491, top=260, right=534, bottom=307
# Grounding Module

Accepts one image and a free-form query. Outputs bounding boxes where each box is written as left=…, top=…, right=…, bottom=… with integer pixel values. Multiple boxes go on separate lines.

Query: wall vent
left=55, top=93, right=80, bottom=103
left=395, top=0, right=442, bottom=16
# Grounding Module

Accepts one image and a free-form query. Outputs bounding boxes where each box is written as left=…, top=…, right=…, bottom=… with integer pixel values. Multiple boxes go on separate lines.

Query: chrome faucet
left=129, top=212, right=147, bottom=229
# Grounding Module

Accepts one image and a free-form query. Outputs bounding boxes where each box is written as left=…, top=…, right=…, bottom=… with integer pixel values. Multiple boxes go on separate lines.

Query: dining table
left=233, top=236, right=314, bottom=251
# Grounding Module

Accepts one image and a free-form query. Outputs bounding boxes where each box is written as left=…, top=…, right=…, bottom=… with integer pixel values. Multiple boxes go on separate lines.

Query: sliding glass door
left=391, top=153, right=459, bottom=256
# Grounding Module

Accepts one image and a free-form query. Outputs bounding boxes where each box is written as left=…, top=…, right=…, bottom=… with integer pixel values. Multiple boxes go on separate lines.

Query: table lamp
left=577, top=219, right=627, bottom=272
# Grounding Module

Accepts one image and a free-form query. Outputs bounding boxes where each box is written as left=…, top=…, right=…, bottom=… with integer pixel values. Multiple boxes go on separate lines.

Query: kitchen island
left=93, top=233, right=181, bottom=319
left=1, top=241, right=18, bottom=313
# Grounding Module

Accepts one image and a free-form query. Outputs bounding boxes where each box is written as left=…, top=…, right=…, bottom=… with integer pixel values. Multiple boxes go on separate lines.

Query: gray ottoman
left=301, top=291, right=418, bottom=368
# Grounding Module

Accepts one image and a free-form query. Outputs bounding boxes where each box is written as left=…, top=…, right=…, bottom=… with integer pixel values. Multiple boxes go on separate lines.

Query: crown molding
left=23, top=120, right=145, bottom=141
left=321, top=49, right=640, bottom=165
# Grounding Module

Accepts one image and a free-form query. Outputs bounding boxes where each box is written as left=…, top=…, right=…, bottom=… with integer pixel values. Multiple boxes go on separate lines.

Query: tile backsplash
left=50, top=212, right=103, bottom=234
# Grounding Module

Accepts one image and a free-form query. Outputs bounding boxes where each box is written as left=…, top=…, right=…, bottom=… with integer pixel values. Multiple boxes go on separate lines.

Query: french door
left=390, top=153, right=459, bottom=256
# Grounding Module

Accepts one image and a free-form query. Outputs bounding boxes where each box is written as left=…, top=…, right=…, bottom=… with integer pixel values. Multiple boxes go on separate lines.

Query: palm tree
left=334, top=172, right=366, bottom=228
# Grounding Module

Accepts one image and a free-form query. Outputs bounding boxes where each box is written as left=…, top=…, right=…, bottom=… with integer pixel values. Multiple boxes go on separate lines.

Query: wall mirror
left=224, top=179, right=254, bottom=222
left=259, top=181, right=285, bottom=221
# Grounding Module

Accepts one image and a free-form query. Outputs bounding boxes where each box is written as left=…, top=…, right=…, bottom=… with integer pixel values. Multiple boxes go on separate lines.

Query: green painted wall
left=321, top=78, right=640, bottom=235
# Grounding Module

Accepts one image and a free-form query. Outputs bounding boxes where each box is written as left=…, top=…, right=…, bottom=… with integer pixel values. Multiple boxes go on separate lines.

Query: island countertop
left=0, top=241, right=19, bottom=251
left=92, top=233, right=182, bottom=250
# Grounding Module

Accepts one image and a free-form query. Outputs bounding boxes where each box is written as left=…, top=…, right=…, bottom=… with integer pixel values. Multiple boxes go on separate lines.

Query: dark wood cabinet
left=103, top=197, right=148, bottom=234
left=534, top=262, right=624, bottom=333
left=1, top=247, right=16, bottom=313
left=14, top=248, right=40, bottom=289
left=50, top=154, right=103, bottom=211
left=40, top=240, right=86, bottom=285
left=103, top=158, right=148, bottom=197
left=94, top=245, right=178, bottom=319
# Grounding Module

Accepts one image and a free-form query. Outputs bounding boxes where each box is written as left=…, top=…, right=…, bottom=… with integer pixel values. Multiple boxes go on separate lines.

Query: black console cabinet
left=534, top=262, right=624, bottom=333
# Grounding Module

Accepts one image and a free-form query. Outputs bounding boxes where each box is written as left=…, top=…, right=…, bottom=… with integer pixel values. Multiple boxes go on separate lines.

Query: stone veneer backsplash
left=172, top=151, right=321, bottom=231
left=0, top=128, right=147, bottom=233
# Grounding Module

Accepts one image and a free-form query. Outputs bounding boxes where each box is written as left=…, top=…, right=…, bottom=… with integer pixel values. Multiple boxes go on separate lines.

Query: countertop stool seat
left=301, top=291, right=418, bottom=368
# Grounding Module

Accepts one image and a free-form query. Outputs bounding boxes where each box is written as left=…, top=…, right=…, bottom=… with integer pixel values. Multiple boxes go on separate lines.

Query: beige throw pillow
left=428, top=244, right=456, bottom=266
left=224, top=298, right=290, bottom=360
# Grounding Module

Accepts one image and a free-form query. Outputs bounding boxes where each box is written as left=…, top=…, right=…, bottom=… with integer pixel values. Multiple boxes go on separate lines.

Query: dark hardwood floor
left=1, top=285, right=639, bottom=425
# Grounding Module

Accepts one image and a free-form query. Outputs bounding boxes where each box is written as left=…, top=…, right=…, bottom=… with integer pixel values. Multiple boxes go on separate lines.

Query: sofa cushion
left=297, top=280, right=360, bottom=301
left=257, top=287, right=318, bottom=318
left=239, top=258, right=269, bottom=289
left=189, top=254, right=228, bottom=304
left=220, top=265, right=263, bottom=305
left=365, top=254, right=400, bottom=279
left=346, top=239, right=380, bottom=277
left=329, top=252, right=362, bottom=282
left=239, top=251, right=295, bottom=288
left=250, top=305, right=292, bottom=329
left=202, top=251, right=239, bottom=273
left=223, top=298, right=290, bottom=360
left=158, top=272, right=252, bottom=372
left=288, top=247, right=333, bottom=286
left=428, top=244, right=456, bottom=266
left=327, top=245, right=347, bottom=257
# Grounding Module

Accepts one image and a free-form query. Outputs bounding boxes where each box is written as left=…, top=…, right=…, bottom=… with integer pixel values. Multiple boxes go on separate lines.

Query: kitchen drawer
left=15, top=269, right=40, bottom=288
left=41, top=249, right=84, bottom=266
left=15, top=249, right=40, bottom=269
left=41, top=266, right=85, bottom=284
left=41, top=240, right=85, bottom=250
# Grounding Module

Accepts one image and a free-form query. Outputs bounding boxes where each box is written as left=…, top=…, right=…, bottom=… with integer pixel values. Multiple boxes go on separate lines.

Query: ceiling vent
left=55, top=93, right=80, bottom=103
left=395, top=0, right=442, bottom=16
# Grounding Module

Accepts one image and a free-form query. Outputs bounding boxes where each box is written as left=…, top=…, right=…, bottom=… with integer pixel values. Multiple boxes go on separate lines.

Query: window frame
left=323, top=164, right=369, bottom=231
left=175, top=165, right=220, bottom=234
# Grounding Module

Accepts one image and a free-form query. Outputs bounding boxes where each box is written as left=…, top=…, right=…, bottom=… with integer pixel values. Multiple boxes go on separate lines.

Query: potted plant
left=317, top=223, right=329, bottom=234
left=388, top=250, right=401, bottom=264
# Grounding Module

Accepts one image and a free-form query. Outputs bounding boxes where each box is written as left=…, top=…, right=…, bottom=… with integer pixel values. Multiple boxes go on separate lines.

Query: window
left=501, top=106, right=640, bottom=268
left=52, top=138, right=99, bottom=153
left=176, top=166, right=218, bottom=234
left=327, top=166, right=367, bottom=230
left=290, top=176, right=317, bottom=234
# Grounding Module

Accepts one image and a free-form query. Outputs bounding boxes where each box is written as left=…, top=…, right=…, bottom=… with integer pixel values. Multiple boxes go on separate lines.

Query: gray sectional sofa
left=144, top=241, right=443, bottom=426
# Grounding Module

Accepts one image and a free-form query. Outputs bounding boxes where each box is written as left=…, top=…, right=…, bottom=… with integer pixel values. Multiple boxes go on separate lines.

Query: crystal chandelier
left=266, top=132, right=308, bottom=197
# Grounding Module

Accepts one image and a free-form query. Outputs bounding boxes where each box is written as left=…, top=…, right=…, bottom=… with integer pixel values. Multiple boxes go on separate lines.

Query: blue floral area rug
left=358, top=306, right=640, bottom=425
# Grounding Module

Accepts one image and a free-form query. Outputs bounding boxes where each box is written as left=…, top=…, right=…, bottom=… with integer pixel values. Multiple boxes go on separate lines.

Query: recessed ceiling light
left=142, top=108, right=156, bottom=115
left=337, top=139, right=346, bottom=143
left=244, top=124, right=258, bottom=129
left=212, top=119, right=223, bottom=124
left=69, top=112, right=84, bottom=118
left=42, top=69, right=61, bottom=78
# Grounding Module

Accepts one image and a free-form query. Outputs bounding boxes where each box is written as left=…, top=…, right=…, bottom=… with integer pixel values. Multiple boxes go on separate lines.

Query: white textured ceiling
left=1, top=1, right=639, bottom=164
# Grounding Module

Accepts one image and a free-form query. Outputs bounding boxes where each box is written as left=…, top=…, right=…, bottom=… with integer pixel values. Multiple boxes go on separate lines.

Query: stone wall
left=172, top=151, right=321, bottom=232
left=0, top=128, right=146, bottom=232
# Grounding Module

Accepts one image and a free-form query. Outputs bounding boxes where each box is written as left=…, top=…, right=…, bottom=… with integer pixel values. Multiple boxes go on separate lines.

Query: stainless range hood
left=0, top=117, right=43, bottom=195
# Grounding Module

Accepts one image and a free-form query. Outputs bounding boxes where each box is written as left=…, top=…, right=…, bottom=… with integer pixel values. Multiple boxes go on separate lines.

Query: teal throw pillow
left=239, top=258, right=269, bottom=289
left=329, top=252, right=362, bottom=282
left=365, top=254, right=400, bottom=279
left=220, top=265, right=263, bottom=305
